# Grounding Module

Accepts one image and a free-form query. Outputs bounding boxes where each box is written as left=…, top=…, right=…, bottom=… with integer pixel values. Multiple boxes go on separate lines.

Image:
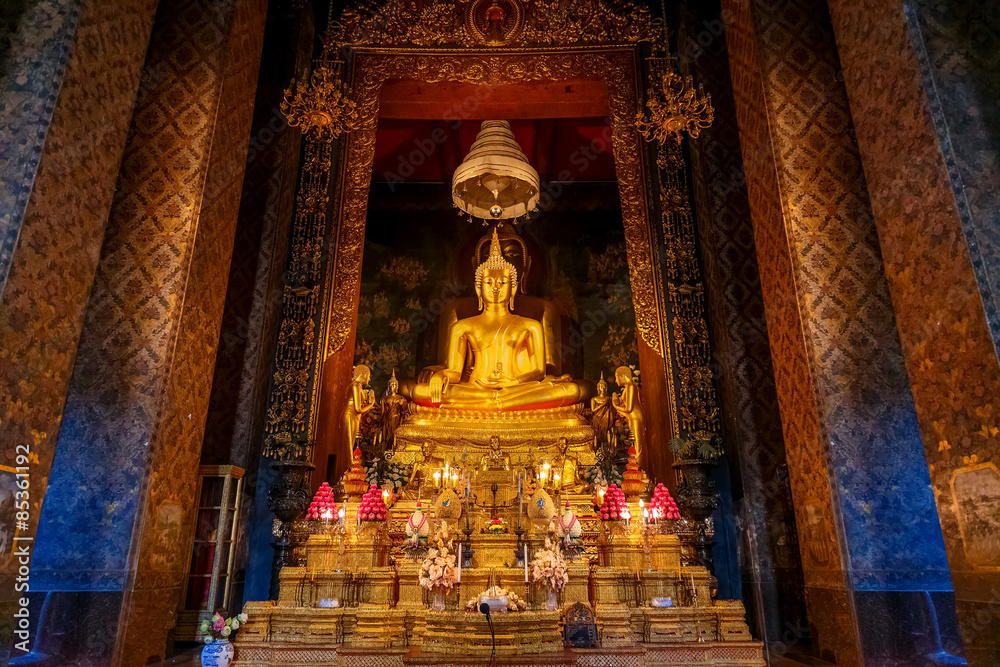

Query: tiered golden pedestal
left=232, top=497, right=763, bottom=667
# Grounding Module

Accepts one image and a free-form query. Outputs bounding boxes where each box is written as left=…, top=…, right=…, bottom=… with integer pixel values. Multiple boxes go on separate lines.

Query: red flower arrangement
left=648, top=483, right=680, bottom=521
left=599, top=484, right=629, bottom=521
left=356, top=484, right=388, bottom=522
left=306, top=482, right=338, bottom=521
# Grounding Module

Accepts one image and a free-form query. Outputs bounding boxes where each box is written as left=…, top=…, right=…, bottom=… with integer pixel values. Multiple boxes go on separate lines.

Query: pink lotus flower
left=212, top=615, right=225, bottom=632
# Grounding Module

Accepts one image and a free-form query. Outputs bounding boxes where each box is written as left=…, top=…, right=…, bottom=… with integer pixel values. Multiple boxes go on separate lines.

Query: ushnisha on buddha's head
left=475, top=228, right=518, bottom=312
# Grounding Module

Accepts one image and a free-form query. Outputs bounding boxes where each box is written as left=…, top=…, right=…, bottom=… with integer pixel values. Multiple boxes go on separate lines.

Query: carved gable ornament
left=341, top=0, right=661, bottom=48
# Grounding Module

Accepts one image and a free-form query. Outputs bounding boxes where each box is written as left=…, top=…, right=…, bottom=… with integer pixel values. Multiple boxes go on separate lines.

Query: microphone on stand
left=479, top=602, right=497, bottom=667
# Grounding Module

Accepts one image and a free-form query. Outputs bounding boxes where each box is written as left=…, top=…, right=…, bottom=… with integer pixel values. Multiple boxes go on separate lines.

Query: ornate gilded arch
left=265, top=0, right=722, bottom=463
left=323, top=49, right=667, bottom=361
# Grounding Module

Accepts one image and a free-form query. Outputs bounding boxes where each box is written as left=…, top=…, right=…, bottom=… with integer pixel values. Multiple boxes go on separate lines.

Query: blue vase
left=201, top=639, right=234, bottom=667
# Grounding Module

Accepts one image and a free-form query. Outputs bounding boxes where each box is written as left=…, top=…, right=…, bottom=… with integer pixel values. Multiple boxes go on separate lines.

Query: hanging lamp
left=452, top=120, right=540, bottom=220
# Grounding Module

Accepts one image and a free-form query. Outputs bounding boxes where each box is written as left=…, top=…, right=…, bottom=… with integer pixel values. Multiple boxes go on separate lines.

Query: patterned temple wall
left=202, top=1, right=315, bottom=612
left=827, top=0, right=1000, bottom=663
left=723, top=0, right=954, bottom=662
left=0, top=0, right=81, bottom=296
left=21, top=0, right=267, bottom=662
left=0, top=0, right=159, bottom=660
left=676, top=0, right=806, bottom=643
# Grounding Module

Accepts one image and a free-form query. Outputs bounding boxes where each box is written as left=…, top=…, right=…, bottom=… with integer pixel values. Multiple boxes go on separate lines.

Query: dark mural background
left=355, top=182, right=640, bottom=393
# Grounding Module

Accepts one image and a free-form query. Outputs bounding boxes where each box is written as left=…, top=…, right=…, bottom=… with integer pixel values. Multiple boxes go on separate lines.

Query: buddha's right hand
left=428, top=372, right=448, bottom=403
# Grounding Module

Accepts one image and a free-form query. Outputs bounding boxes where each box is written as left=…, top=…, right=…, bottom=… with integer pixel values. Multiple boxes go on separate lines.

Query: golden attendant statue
left=612, top=365, right=645, bottom=458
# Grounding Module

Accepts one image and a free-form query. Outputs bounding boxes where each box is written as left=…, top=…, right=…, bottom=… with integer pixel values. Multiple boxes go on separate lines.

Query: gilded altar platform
left=233, top=640, right=765, bottom=666
left=232, top=505, right=764, bottom=667
left=394, top=404, right=595, bottom=449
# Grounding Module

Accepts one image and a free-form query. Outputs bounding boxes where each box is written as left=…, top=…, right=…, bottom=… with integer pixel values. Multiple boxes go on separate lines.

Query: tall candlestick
left=524, top=545, right=529, bottom=582
left=458, top=544, right=462, bottom=582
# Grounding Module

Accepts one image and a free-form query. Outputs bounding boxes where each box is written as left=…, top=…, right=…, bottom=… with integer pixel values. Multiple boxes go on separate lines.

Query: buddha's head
left=475, top=223, right=530, bottom=294
left=387, top=369, right=399, bottom=396
left=615, top=366, right=632, bottom=386
left=475, top=227, right=518, bottom=311
left=353, top=364, right=371, bottom=385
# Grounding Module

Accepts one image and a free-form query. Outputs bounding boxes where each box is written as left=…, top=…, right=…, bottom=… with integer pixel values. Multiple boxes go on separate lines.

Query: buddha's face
left=388, top=379, right=398, bottom=395
left=481, top=266, right=513, bottom=307
left=478, top=239, right=528, bottom=292
left=597, top=379, right=607, bottom=396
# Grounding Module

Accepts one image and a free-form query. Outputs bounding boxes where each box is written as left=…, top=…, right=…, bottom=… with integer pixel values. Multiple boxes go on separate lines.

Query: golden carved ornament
left=637, top=55, right=714, bottom=145
left=658, top=135, right=719, bottom=435
left=341, top=0, right=661, bottom=48
left=282, top=66, right=359, bottom=140
left=281, top=28, right=360, bottom=141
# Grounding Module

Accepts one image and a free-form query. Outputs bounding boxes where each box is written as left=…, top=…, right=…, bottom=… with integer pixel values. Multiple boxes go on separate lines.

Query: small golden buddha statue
left=380, top=369, right=409, bottom=439
left=590, top=371, right=614, bottom=434
left=344, top=364, right=376, bottom=452
left=412, top=228, right=581, bottom=410
left=612, top=366, right=645, bottom=459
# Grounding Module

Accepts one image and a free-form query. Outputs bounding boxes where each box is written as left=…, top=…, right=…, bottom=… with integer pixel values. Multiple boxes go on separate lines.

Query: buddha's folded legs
left=412, top=378, right=581, bottom=410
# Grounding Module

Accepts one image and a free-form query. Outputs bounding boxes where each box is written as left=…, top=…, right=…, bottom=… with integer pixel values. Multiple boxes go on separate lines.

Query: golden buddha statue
left=380, top=369, right=409, bottom=440
left=433, top=224, right=571, bottom=377
left=412, top=228, right=581, bottom=410
left=612, top=365, right=645, bottom=459
left=590, top=371, right=614, bottom=435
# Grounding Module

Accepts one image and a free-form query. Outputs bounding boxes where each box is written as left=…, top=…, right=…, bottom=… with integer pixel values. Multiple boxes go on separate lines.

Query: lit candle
left=458, top=543, right=462, bottom=582
left=553, top=472, right=560, bottom=488
left=433, top=470, right=441, bottom=488
left=338, top=508, right=345, bottom=525
left=524, top=545, right=529, bottom=582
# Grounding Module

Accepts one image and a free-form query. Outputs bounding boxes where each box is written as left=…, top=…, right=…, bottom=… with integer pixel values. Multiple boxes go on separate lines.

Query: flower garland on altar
left=464, top=585, right=528, bottom=612
left=529, top=538, right=569, bottom=593
left=418, top=524, right=458, bottom=592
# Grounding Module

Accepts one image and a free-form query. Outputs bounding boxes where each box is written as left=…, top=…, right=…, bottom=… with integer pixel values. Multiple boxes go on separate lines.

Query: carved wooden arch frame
left=311, top=46, right=679, bottom=475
